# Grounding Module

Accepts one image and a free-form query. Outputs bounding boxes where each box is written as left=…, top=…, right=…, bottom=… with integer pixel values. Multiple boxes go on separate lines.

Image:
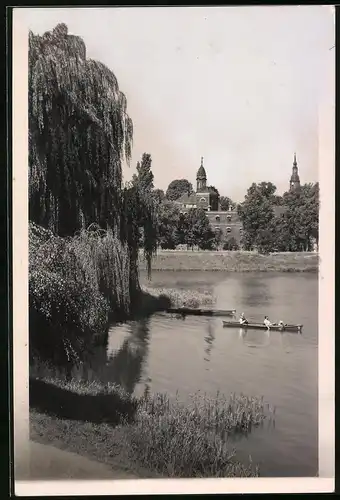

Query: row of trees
left=156, top=202, right=225, bottom=250
left=131, top=155, right=319, bottom=253
left=238, top=181, right=319, bottom=253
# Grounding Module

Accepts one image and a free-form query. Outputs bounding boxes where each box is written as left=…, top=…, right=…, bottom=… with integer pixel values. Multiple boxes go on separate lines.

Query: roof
left=196, top=165, right=206, bottom=178
left=177, top=193, right=197, bottom=204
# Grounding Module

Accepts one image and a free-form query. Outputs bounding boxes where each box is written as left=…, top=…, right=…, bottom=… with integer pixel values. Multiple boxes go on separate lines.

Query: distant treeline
left=139, top=178, right=319, bottom=254
left=131, top=158, right=319, bottom=254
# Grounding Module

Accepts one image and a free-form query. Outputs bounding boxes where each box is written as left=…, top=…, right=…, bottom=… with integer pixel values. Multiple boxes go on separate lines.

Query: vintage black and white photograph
left=12, top=5, right=334, bottom=495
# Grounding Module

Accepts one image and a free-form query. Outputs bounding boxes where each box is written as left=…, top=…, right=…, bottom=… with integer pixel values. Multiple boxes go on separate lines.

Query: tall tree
left=219, top=196, right=235, bottom=211
left=29, top=23, right=133, bottom=236
left=185, top=208, right=215, bottom=250
left=152, top=189, right=165, bottom=204
left=155, top=201, right=181, bottom=249
left=281, top=182, right=319, bottom=251
left=174, top=212, right=190, bottom=247
left=29, top=23, right=157, bottom=282
left=207, top=186, right=219, bottom=196
left=238, top=182, right=277, bottom=251
left=132, top=153, right=154, bottom=194
left=166, top=179, right=193, bottom=201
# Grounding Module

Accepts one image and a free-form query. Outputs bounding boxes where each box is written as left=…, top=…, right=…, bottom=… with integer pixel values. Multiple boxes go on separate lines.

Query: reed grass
left=30, top=361, right=274, bottom=478
left=121, top=389, right=273, bottom=477
left=142, top=286, right=215, bottom=309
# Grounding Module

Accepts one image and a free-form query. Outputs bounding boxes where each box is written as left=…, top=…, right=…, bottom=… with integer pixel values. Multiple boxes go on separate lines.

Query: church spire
left=290, top=152, right=301, bottom=192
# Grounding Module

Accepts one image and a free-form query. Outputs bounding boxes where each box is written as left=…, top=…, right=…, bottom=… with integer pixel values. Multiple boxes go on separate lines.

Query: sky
left=17, top=6, right=334, bottom=201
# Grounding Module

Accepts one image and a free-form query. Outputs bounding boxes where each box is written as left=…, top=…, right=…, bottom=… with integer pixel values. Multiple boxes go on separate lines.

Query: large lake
left=92, top=271, right=318, bottom=477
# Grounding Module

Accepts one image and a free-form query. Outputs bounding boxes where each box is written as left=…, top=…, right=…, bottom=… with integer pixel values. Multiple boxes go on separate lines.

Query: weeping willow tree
left=29, top=23, right=156, bottom=291
left=29, top=22, right=132, bottom=234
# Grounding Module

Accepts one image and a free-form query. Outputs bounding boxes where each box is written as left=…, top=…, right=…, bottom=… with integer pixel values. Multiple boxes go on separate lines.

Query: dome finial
left=201, top=156, right=204, bottom=167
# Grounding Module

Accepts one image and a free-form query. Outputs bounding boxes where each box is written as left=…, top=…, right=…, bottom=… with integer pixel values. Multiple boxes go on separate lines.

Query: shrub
left=223, top=237, right=240, bottom=251
left=29, top=266, right=108, bottom=364
left=68, top=224, right=132, bottom=316
left=29, top=222, right=134, bottom=363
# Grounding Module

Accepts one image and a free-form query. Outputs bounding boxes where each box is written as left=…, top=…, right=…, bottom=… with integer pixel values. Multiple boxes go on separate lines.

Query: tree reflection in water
left=240, top=276, right=272, bottom=308
left=104, top=318, right=151, bottom=395
left=203, top=319, right=215, bottom=367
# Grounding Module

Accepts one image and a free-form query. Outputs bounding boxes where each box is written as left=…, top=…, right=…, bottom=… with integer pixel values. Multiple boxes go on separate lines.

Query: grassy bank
left=30, top=366, right=274, bottom=478
left=142, top=286, right=215, bottom=309
left=139, top=250, right=319, bottom=272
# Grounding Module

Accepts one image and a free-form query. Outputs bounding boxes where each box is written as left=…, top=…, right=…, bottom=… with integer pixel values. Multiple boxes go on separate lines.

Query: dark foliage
left=165, top=179, right=194, bottom=201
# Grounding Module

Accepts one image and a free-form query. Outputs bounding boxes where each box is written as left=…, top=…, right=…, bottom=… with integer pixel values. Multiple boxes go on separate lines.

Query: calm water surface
left=95, top=271, right=318, bottom=477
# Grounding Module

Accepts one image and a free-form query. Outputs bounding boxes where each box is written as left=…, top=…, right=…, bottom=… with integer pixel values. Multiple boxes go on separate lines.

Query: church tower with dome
left=196, top=157, right=207, bottom=192
left=174, top=156, right=243, bottom=245
left=194, top=157, right=219, bottom=211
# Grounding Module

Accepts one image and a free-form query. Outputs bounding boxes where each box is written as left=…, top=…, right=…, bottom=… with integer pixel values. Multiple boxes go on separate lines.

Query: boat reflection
left=239, top=328, right=271, bottom=348
left=279, top=331, right=292, bottom=353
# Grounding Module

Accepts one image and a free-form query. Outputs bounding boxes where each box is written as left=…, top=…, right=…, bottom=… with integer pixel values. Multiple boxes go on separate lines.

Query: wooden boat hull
left=166, top=307, right=236, bottom=317
left=222, top=321, right=303, bottom=333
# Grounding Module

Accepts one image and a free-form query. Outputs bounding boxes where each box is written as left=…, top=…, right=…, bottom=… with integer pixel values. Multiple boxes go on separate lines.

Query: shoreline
left=139, top=250, right=319, bottom=273
left=29, top=372, right=270, bottom=479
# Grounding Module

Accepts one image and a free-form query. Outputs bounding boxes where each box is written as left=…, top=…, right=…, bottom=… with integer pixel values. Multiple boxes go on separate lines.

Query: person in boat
left=278, top=320, right=285, bottom=328
left=239, top=312, right=248, bottom=325
left=263, top=316, right=272, bottom=329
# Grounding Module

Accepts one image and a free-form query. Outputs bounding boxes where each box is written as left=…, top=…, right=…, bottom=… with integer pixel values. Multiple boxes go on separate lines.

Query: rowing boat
left=222, top=321, right=303, bottom=333
left=166, top=307, right=236, bottom=317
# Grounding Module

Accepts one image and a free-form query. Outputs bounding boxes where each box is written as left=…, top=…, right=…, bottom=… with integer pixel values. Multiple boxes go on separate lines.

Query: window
left=227, top=215, right=231, bottom=221
left=200, top=197, right=206, bottom=203
left=214, top=226, right=220, bottom=231
left=239, top=227, right=243, bottom=232
left=226, top=227, right=231, bottom=233
left=215, top=215, right=220, bottom=222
